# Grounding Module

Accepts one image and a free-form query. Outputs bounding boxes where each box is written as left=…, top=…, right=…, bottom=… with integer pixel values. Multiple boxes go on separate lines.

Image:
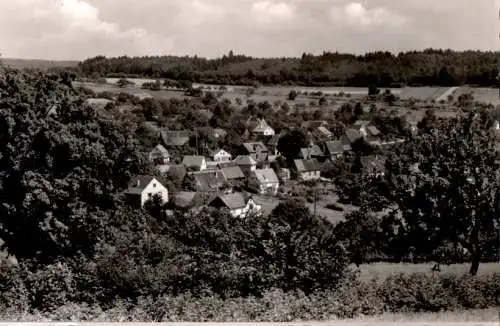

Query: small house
left=299, top=145, right=324, bottom=160
left=294, top=159, right=321, bottom=181
left=211, top=149, right=232, bottom=163
left=278, top=168, right=291, bottom=182
left=324, top=140, right=344, bottom=160
left=249, top=168, right=280, bottom=196
left=124, top=175, right=169, bottom=208
left=148, top=144, right=170, bottom=165
left=160, top=130, right=191, bottom=147
left=208, top=192, right=262, bottom=218
left=242, top=142, right=269, bottom=162
left=233, top=155, right=257, bottom=176
left=191, top=170, right=228, bottom=193
left=220, top=166, right=246, bottom=182
left=182, top=155, right=207, bottom=172
left=250, top=118, right=275, bottom=137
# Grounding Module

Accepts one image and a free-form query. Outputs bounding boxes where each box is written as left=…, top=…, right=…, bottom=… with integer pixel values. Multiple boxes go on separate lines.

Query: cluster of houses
left=124, top=117, right=397, bottom=218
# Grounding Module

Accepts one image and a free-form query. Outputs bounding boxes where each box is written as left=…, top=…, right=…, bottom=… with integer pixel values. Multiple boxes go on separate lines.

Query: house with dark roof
left=160, top=130, right=191, bottom=147
left=233, top=155, right=257, bottom=176
left=148, top=144, right=170, bottom=165
left=266, top=134, right=281, bottom=158
left=191, top=170, right=229, bottom=193
left=351, top=120, right=382, bottom=142
left=324, top=140, right=344, bottom=160
left=302, top=120, right=328, bottom=131
left=294, top=159, right=321, bottom=181
left=124, top=175, right=169, bottom=208
left=242, top=142, right=269, bottom=162
left=208, top=192, right=262, bottom=218
left=248, top=168, right=280, bottom=195
left=220, top=166, right=245, bottom=182
left=182, top=155, right=207, bottom=172
left=299, top=145, right=324, bottom=160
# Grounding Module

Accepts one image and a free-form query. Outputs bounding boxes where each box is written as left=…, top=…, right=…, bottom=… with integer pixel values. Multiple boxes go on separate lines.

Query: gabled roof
left=211, top=192, right=250, bottom=210
left=182, top=155, right=206, bottom=168
left=345, top=128, right=362, bottom=143
left=211, top=148, right=232, bottom=158
left=324, top=140, right=343, bottom=155
left=160, top=130, right=191, bottom=146
left=294, top=159, right=321, bottom=173
left=173, top=191, right=197, bottom=208
left=317, top=126, right=332, bottom=136
left=302, top=120, right=328, bottom=130
left=125, top=175, right=155, bottom=195
left=366, top=126, right=381, bottom=137
left=233, top=155, right=257, bottom=166
left=252, top=168, right=279, bottom=184
left=220, top=166, right=245, bottom=180
left=352, top=120, right=371, bottom=128
left=300, top=145, right=324, bottom=159
left=193, top=170, right=226, bottom=192
left=151, top=144, right=169, bottom=156
left=251, top=119, right=274, bottom=133
left=243, top=142, right=268, bottom=154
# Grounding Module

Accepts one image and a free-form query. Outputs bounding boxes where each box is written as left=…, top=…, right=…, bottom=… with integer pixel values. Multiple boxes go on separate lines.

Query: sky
left=0, top=0, right=498, bottom=60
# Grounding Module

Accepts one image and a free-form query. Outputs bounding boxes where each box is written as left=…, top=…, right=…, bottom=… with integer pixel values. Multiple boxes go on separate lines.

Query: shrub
left=325, top=203, right=344, bottom=211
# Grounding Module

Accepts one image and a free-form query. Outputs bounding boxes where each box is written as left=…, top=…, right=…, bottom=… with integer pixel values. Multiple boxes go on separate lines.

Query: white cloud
left=0, top=0, right=174, bottom=60
left=331, top=2, right=408, bottom=28
left=175, top=0, right=225, bottom=27
left=0, top=0, right=494, bottom=59
left=251, top=1, right=295, bottom=23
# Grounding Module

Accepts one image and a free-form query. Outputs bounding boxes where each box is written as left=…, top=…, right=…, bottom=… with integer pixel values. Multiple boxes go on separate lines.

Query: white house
left=294, top=159, right=321, bottom=181
left=211, top=149, right=232, bottom=162
left=249, top=168, right=280, bottom=195
left=124, top=175, right=169, bottom=208
left=208, top=192, right=262, bottom=218
left=251, top=119, right=275, bottom=137
left=182, top=155, right=207, bottom=172
left=148, top=144, right=170, bottom=165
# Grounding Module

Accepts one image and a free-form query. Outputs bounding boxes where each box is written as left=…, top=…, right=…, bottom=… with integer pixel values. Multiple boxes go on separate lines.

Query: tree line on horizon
left=74, top=49, right=500, bottom=87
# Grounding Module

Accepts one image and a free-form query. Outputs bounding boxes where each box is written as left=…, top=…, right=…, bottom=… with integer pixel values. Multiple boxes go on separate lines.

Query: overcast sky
left=0, top=0, right=498, bottom=60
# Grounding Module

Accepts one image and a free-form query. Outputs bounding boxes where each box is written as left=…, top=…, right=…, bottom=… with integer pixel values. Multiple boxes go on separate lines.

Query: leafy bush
left=325, top=203, right=344, bottom=211
left=2, top=272, right=499, bottom=321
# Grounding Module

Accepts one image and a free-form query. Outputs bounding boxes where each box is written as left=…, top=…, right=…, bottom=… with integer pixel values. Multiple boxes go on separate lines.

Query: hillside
left=1, top=58, right=78, bottom=70
left=76, top=49, right=500, bottom=87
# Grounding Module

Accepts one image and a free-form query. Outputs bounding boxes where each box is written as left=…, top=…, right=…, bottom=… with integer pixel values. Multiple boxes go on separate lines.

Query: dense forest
left=76, top=49, right=500, bottom=87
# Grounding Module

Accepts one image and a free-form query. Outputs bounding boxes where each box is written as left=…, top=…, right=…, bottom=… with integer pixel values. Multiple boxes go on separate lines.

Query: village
left=124, top=113, right=406, bottom=219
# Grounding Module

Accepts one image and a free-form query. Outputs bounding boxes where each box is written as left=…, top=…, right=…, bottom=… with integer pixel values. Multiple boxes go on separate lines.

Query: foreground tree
left=368, top=109, right=499, bottom=275
left=0, top=68, right=148, bottom=262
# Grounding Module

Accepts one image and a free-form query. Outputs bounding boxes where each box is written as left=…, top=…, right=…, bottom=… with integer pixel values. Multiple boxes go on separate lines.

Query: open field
left=358, top=262, right=500, bottom=281
left=79, top=79, right=500, bottom=106
left=351, top=308, right=498, bottom=322
left=2, top=58, right=78, bottom=69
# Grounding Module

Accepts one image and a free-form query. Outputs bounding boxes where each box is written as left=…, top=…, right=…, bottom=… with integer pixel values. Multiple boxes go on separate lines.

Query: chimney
left=136, top=179, right=140, bottom=187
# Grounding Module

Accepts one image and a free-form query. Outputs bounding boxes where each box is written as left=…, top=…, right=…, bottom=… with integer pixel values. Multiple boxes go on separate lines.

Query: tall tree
left=367, top=109, right=499, bottom=275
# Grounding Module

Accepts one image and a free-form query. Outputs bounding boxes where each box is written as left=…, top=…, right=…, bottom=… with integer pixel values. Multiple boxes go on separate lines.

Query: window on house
left=153, top=183, right=156, bottom=187
left=148, top=193, right=152, bottom=198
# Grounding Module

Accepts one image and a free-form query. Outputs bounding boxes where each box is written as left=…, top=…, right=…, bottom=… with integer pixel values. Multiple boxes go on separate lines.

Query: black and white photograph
left=0, top=0, right=499, bottom=323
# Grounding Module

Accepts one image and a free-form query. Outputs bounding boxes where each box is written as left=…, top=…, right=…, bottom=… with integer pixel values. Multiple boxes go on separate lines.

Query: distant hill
left=77, top=50, right=500, bottom=88
left=1, top=58, right=79, bottom=70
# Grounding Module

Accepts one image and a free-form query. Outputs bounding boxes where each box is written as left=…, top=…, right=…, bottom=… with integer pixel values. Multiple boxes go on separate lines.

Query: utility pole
left=313, top=184, right=317, bottom=217
left=195, top=128, right=199, bottom=156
